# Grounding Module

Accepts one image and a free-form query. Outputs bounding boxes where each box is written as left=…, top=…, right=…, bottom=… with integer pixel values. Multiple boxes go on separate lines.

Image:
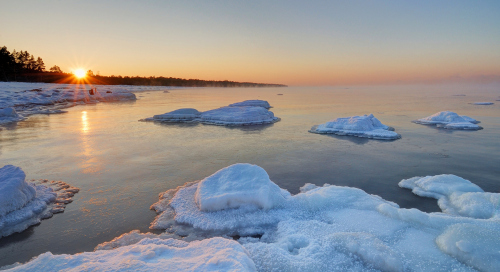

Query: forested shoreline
left=0, top=46, right=286, bottom=87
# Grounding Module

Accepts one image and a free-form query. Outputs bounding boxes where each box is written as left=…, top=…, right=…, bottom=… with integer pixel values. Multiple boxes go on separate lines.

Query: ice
left=470, top=102, right=494, bottom=105
left=195, top=164, right=290, bottom=211
left=6, top=236, right=257, bottom=272
left=309, top=114, right=401, bottom=140
left=0, top=165, right=79, bottom=238
left=413, top=111, right=482, bottom=130
left=228, top=100, right=272, bottom=109
left=0, top=108, right=25, bottom=125
left=149, top=164, right=499, bottom=271
left=141, top=101, right=280, bottom=126
left=0, top=82, right=173, bottom=125
left=399, top=175, right=499, bottom=219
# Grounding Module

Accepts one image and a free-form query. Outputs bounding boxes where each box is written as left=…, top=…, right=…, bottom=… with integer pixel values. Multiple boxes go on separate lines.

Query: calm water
left=1, top=85, right=499, bottom=266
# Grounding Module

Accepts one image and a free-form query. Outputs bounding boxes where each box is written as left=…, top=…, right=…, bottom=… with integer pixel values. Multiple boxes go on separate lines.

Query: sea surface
left=1, top=84, right=499, bottom=266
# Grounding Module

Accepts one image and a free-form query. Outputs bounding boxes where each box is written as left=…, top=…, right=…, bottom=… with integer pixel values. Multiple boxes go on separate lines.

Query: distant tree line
left=0, top=46, right=286, bottom=87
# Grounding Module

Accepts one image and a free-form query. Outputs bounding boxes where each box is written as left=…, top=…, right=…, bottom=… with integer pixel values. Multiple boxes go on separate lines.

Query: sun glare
left=74, top=69, right=86, bottom=79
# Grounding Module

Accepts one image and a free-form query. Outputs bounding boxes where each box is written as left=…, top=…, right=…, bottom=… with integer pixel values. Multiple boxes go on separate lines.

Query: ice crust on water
left=6, top=236, right=257, bottom=272
left=399, top=174, right=499, bottom=219
left=0, top=165, right=79, bottom=238
left=141, top=101, right=280, bottom=126
left=228, top=99, right=271, bottom=109
left=309, top=114, right=401, bottom=140
left=413, top=111, right=482, bottom=130
left=0, top=82, right=172, bottom=125
left=148, top=164, right=499, bottom=271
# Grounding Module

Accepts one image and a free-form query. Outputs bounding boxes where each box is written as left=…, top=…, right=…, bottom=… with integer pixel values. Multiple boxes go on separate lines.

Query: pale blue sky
left=1, top=0, right=499, bottom=85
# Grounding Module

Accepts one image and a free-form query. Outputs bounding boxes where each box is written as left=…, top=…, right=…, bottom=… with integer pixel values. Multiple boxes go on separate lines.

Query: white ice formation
left=470, top=102, right=494, bottom=105
left=0, top=82, right=171, bottom=125
left=141, top=101, right=280, bottom=126
left=146, top=163, right=499, bottom=272
left=0, top=165, right=79, bottom=238
left=309, top=114, right=401, bottom=140
left=228, top=100, right=272, bottom=109
left=413, top=111, right=482, bottom=130
left=6, top=236, right=256, bottom=272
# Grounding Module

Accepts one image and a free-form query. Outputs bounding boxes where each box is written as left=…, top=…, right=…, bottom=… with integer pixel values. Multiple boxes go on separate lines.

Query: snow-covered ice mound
left=142, top=108, right=201, bottom=122
left=413, top=111, right=482, bottom=130
left=149, top=163, right=500, bottom=271
left=229, top=100, right=272, bottom=109
left=6, top=235, right=256, bottom=272
left=200, top=106, right=279, bottom=126
left=470, top=102, right=494, bottom=105
left=140, top=100, right=280, bottom=126
left=0, top=165, right=79, bottom=238
left=399, top=174, right=499, bottom=219
left=309, top=114, right=401, bottom=140
left=0, top=108, right=25, bottom=125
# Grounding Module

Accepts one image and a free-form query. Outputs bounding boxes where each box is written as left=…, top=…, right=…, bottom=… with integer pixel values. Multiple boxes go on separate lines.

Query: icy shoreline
left=6, top=163, right=498, bottom=271
left=0, top=82, right=172, bottom=125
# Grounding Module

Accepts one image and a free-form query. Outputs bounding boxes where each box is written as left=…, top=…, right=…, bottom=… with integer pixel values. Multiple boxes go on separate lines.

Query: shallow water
left=1, top=84, right=499, bottom=266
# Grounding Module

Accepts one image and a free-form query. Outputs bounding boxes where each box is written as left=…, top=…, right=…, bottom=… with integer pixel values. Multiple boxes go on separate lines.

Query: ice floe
left=0, top=165, right=79, bottom=238
left=146, top=163, right=499, bottom=271
left=309, top=114, right=401, bottom=140
left=413, top=111, right=482, bottom=130
left=5, top=236, right=256, bottom=272
left=0, top=82, right=172, bottom=125
left=228, top=99, right=272, bottom=109
left=470, top=102, right=494, bottom=105
left=141, top=101, right=280, bottom=126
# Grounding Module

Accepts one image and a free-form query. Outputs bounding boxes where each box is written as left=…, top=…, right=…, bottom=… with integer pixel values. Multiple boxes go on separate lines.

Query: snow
left=147, top=163, right=500, bottom=272
left=0, top=82, right=171, bottom=125
left=141, top=101, right=280, bottom=126
left=228, top=100, right=271, bottom=109
left=413, top=111, right=482, bottom=130
left=6, top=236, right=257, bottom=272
left=470, top=102, right=494, bottom=105
left=309, top=114, right=401, bottom=140
left=0, top=165, right=79, bottom=238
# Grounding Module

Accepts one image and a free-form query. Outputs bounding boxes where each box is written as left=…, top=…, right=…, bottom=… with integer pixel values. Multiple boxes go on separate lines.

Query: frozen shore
left=0, top=82, right=171, bottom=125
left=6, top=163, right=498, bottom=271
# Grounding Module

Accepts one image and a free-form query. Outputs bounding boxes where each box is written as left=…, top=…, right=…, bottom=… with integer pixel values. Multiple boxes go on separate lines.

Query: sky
left=1, top=0, right=500, bottom=86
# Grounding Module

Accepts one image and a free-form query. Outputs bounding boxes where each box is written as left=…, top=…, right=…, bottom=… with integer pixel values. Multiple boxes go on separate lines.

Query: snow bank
left=195, top=164, right=290, bottom=211
left=309, top=114, right=401, bottom=140
left=140, top=101, right=280, bottom=126
left=0, top=82, right=171, bottom=125
left=149, top=164, right=499, bottom=271
left=229, top=100, right=271, bottom=109
left=399, top=175, right=499, bottom=219
left=0, top=165, right=79, bottom=238
left=413, top=111, right=482, bottom=130
left=7, top=236, right=256, bottom=272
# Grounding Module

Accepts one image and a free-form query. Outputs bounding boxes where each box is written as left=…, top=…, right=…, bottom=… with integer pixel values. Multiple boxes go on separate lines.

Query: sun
left=74, top=69, right=86, bottom=79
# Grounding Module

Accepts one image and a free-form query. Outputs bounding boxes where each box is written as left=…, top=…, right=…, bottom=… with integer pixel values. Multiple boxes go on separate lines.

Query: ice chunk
left=228, top=100, right=272, bottom=109
left=470, top=102, right=494, bottom=105
left=140, top=102, right=280, bottom=126
left=0, top=166, right=79, bottom=237
left=399, top=174, right=499, bottom=219
left=309, top=114, right=401, bottom=140
left=7, top=236, right=257, bottom=272
left=143, top=108, right=201, bottom=122
left=195, top=163, right=290, bottom=211
left=413, top=111, right=482, bottom=130
left=0, top=108, right=25, bottom=124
